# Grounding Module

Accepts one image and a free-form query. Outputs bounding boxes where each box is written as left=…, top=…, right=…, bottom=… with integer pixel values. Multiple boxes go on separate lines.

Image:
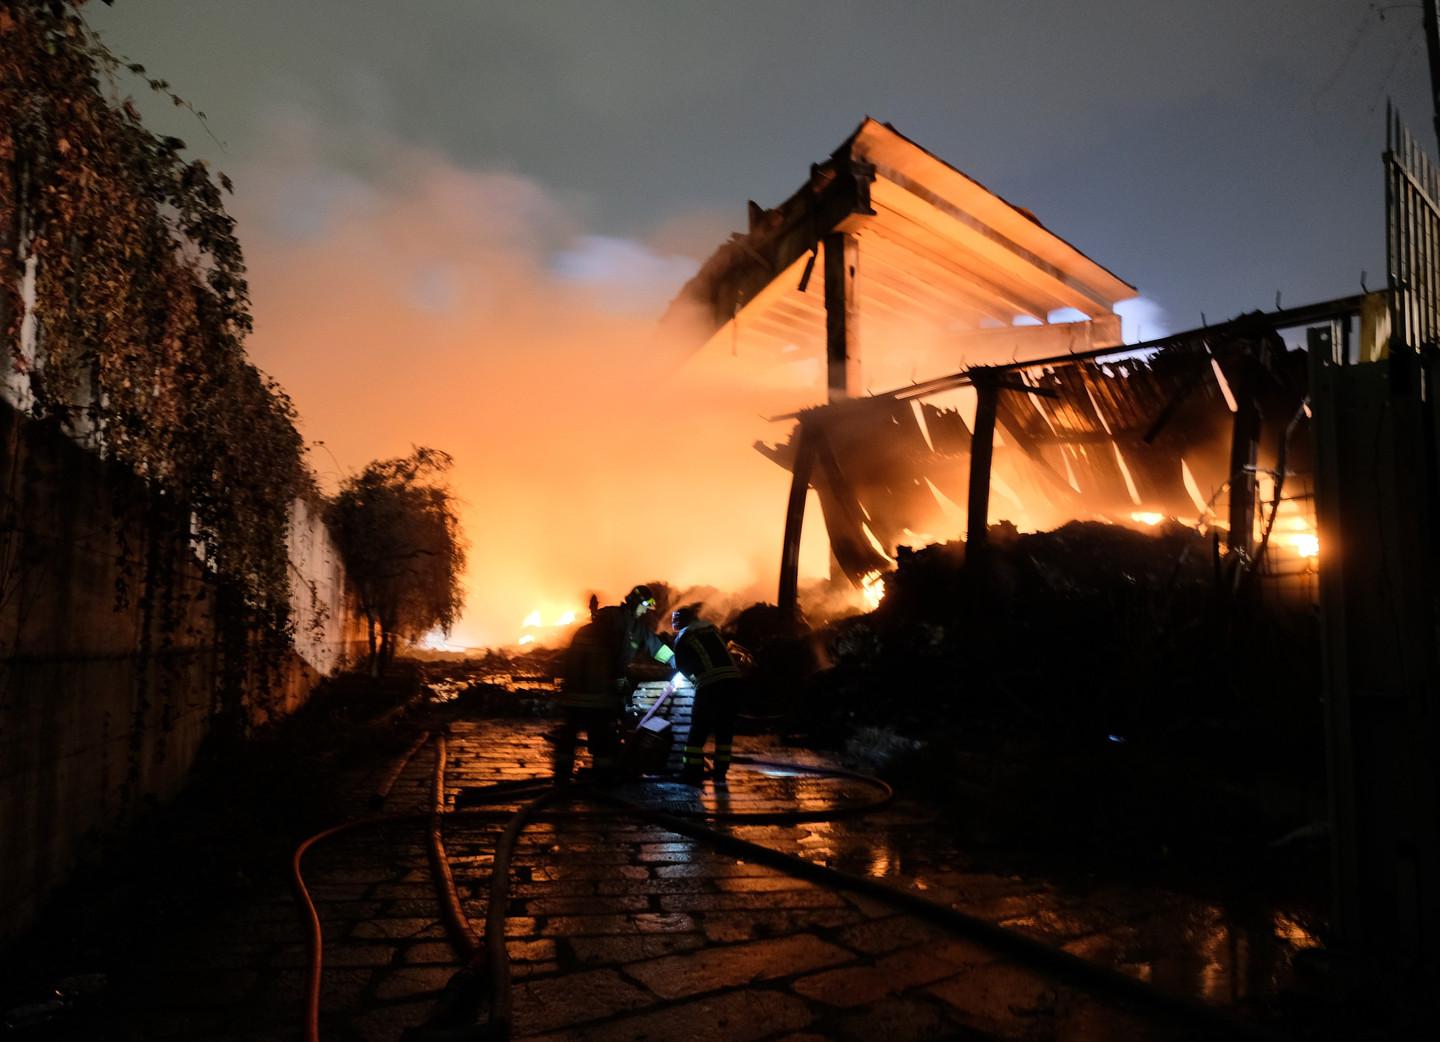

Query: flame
left=1288, top=533, right=1319, bottom=559
left=518, top=607, right=584, bottom=647
left=860, top=569, right=886, bottom=611
left=1129, top=511, right=1166, bottom=527
left=1180, top=457, right=1209, bottom=516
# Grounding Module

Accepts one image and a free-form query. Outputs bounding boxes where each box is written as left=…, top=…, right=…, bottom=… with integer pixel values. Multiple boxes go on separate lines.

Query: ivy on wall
left=0, top=0, right=308, bottom=639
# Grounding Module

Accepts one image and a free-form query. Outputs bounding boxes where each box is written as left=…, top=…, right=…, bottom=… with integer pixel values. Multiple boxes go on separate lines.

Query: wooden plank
left=866, top=209, right=1053, bottom=321
left=777, top=424, right=816, bottom=620
left=851, top=120, right=1136, bottom=302
left=1226, top=363, right=1260, bottom=556
left=966, top=371, right=1000, bottom=563
left=871, top=178, right=1113, bottom=318
left=857, top=251, right=993, bottom=328
left=824, top=232, right=861, bottom=401
left=861, top=227, right=1022, bottom=325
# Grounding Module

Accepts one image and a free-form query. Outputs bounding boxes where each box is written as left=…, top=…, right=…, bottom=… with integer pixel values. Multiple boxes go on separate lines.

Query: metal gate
left=1386, top=105, right=1440, bottom=346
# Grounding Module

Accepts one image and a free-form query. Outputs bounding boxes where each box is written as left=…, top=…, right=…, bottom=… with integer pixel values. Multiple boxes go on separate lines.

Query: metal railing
left=1386, top=106, right=1440, bottom=348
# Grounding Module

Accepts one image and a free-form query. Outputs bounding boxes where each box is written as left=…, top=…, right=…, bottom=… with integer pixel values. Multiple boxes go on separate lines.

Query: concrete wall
left=0, top=400, right=365, bottom=943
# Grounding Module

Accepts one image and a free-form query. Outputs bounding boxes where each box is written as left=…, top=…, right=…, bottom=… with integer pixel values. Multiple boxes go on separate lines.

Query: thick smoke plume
left=235, top=122, right=831, bottom=647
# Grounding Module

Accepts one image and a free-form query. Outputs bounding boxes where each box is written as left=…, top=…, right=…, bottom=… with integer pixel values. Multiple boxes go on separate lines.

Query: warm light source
left=1129, top=511, right=1165, bottom=527
left=860, top=569, right=886, bottom=611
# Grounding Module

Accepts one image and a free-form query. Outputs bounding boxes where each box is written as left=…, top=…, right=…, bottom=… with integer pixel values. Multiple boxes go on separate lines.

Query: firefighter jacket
left=673, top=620, right=742, bottom=690
left=560, top=605, right=674, bottom=710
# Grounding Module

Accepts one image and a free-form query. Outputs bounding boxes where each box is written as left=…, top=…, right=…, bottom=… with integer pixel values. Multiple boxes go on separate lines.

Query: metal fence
left=1386, top=106, right=1440, bottom=348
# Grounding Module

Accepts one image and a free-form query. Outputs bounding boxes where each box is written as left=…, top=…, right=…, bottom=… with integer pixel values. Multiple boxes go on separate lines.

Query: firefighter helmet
left=624, top=584, right=657, bottom=615
left=671, top=602, right=700, bottom=631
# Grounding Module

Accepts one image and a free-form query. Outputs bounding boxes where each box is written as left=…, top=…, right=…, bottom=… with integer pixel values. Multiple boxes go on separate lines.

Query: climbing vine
left=0, top=0, right=308, bottom=639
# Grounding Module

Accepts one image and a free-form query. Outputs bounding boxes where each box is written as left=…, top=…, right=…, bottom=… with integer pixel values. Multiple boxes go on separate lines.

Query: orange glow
left=1112, top=442, right=1143, bottom=505
left=238, top=126, right=1303, bottom=646
left=860, top=569, right=886, bottom=611
left=1129, top=511, right=1166, bottom=526
left=1210, top=356, right=1239, bottom=413
left=1180, top=457, right=1209, bottom=516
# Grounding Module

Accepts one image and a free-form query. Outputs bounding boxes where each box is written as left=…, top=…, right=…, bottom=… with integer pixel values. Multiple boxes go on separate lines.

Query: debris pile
left=749, top=520, right=1325, bottom=881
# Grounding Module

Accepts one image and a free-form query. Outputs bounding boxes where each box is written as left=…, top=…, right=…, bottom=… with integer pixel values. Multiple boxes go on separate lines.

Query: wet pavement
left=6, top=712, right=1320, bottom=1041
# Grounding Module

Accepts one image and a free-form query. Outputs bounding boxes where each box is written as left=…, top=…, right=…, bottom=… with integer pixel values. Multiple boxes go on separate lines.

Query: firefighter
left=671, top=603, right=743, bottom=786
left=553, top=584, right=675, bottom=783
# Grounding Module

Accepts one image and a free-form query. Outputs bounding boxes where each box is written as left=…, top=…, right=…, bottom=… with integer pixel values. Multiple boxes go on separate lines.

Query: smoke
left=1115, top=296, right=1170, bottom=344
left=235, top=119, right=825, bottom=647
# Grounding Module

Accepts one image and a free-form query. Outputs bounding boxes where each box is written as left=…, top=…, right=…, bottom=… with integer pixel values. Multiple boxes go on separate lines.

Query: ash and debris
left=420, top=646, right=564, bottom=713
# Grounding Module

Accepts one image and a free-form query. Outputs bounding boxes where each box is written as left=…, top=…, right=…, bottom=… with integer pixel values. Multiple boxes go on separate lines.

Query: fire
left=517, top=605, right=585, bottom=647
left=1269, top=497, right=1319, bottom=561
left=1129, top=511, right=1166, bottom=527
left=860, top=569, right=886, bottom=611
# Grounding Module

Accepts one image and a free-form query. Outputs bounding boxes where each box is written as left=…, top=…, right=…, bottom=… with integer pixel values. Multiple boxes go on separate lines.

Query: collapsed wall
left=0, top=399, right=366, bottom=944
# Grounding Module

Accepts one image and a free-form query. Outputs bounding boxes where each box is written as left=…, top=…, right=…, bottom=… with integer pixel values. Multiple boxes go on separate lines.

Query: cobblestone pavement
left=20, top=714, right=1312, bottom=1041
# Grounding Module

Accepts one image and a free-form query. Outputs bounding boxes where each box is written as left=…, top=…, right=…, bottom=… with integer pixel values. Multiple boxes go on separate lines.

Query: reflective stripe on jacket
left=674, top=621, right=741, bottom=689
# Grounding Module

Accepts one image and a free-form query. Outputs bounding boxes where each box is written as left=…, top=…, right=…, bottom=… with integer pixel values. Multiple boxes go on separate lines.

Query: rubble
left=718, top=519, right=1328, bottom=899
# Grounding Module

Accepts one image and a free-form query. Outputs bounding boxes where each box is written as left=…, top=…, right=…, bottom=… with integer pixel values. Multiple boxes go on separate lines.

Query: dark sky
left=88, top=0, right=1433, bottom=330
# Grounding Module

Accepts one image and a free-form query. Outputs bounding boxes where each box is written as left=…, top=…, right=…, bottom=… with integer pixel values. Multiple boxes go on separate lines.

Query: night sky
left=81, top=0, right=1436, bottom=644
left=88, top=1, right=1434, bottom=320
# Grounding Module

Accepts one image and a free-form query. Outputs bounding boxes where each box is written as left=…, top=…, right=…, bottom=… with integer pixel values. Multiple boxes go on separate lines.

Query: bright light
left=1289, top=533, right=1319, bottom=559
left=1210, top=357, right=1239, bottom=413
left=860, top=569, right=886, bottom=611
left=556, top=610, right=576, bottom=625
left=522, top=609, right=542, bottom=628
left=1180, top=457, right=1208, bottom=515
left=417, top=629, right=468, bottom=652
left=1112, top=443, right=1142, bottom=505
left=1130, top=511, right=1165, bottom=527
left=517, top=634, right=536, bottom=646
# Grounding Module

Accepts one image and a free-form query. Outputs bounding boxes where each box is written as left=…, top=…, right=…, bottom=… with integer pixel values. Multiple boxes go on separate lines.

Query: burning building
left=660, top=118, right=1360, bottom=614
left=659, top=111, right=1440, bottom=978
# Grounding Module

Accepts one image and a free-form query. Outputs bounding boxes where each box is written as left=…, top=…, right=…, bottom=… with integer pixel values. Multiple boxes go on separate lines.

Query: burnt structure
left=665, top=113, right=1440, bottom=978
left=663, top=118, right=1137, bottom=400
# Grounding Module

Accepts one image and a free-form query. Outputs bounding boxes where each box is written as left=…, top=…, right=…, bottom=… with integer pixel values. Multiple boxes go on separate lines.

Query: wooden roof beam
left=871, top=178, right=1116, bottom=318
left=858, top=257, right=994, bottom=329
left=861, top=231, right=1024, bottom=325
left=850, top=120, right=1135, bottom=303
left=864, top=212, right=1055, bottom=322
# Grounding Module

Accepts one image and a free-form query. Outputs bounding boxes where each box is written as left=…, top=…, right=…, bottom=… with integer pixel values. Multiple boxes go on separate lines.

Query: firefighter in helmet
left=553, top=584, right=674, bottom=783
left=671, top=603, right=743, bottom=786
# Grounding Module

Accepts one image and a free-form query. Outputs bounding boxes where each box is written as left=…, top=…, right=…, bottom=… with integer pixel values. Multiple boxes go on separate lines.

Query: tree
left=325, top=448, right=466, bottom=674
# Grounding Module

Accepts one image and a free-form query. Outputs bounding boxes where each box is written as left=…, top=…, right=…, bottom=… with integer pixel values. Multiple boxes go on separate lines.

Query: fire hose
left=294, top=743, right=1290, bottom=1042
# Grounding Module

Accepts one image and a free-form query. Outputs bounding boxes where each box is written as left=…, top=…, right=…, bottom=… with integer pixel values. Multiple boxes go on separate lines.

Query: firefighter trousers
left=683, top=678, right=741, bottom=778
left=553, top=705, right=621, bottom=781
